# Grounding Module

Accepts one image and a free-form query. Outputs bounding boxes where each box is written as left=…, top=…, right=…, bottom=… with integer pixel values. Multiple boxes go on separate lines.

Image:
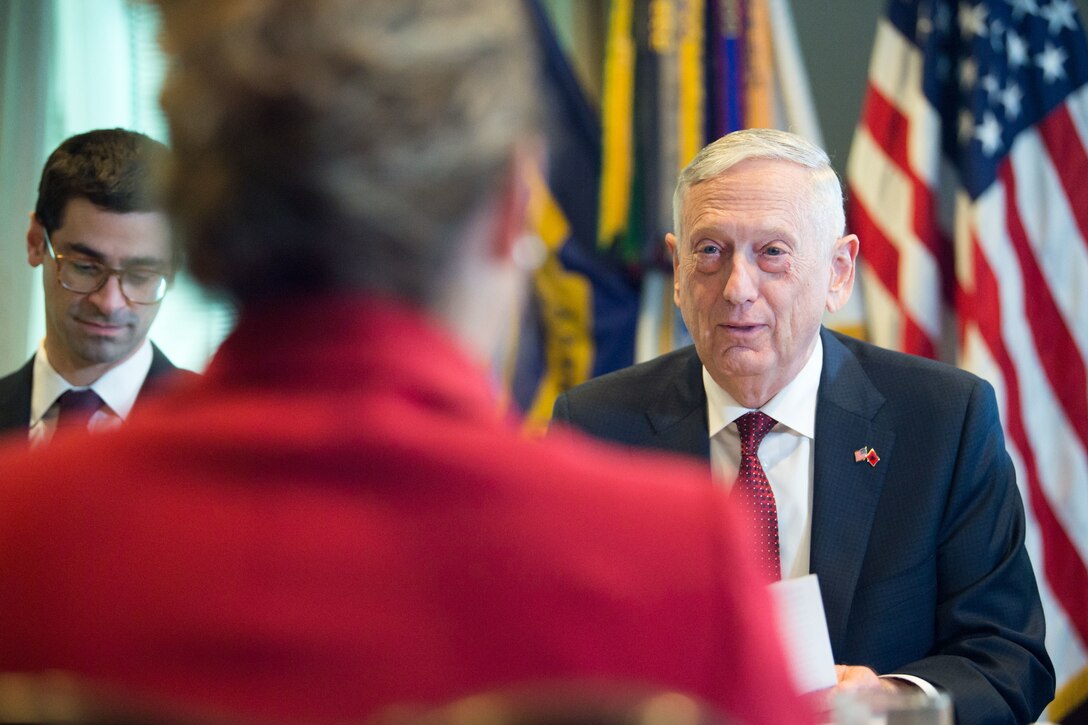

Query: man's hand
left=834, top=665, right=906, bottom=694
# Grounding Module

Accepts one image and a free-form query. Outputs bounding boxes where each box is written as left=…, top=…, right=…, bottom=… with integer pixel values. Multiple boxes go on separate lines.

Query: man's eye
left=70, top=261, right=101, bottom=276
left=125, top=269, right=161, bottom=286
left=695, top=244, right=721, bottom=256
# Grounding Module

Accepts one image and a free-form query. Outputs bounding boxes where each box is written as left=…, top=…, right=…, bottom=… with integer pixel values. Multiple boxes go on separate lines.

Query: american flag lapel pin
left=854, top=446, right=880, bottom=467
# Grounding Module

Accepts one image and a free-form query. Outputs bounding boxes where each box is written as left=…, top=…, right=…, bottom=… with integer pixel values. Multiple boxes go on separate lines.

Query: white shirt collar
left=30, top=338, right=154, bottom=426
left=704, top=333, right=823, bottom=439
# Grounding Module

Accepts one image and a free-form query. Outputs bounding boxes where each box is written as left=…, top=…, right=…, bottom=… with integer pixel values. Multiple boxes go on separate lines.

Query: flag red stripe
left=902, top=315, right=937, bottom=359
left=967, top=236, right=1088, bottom=645
left=1038, top=105, right=1088, bottom=250
left=998, top=162, right=1088, bottom=452
left=860, top=87, right=911, bottom=180
left=848, top=197, right=937, bottom=358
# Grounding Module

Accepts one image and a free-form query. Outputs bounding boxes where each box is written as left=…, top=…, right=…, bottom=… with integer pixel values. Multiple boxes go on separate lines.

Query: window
left=0, top=0, right=233, bottom=374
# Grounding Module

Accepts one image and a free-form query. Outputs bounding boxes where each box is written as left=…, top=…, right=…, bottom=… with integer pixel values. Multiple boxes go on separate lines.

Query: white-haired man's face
left=666, top=157, right=857, bottom=408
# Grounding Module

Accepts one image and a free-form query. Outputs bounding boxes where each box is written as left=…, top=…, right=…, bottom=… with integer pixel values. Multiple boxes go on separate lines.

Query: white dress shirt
left=705, top=335, right=822, bottom=581
left=29, top=339, right=154, bottom=447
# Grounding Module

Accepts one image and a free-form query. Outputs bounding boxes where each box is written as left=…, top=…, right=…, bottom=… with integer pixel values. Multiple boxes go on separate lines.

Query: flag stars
left=959, top=108, right=978, bottom=143
left=1008, top=0, right=1039, bottom=21
left=1036, top=41, right=1070, bottom=81
left=935, top=2, right=953, bottom=32
left=1007, top=30, right=1029, bottom=68
left=981, top=73, right=1002, bottom=101
left=975, top=111, right=1004, bottom=154
left=1000, top=82, right=1024, bottom=118
left=990, top=18, right=1006, bottom=50
left=937, top=55, right=953, bottom=81
left=960, top=57, right=980, bottom=90
left=918, top=14, right=934, bottom=38
left=960, top=2, right=990, bottom=38
left=1041, top=0, right=1078, bottom=34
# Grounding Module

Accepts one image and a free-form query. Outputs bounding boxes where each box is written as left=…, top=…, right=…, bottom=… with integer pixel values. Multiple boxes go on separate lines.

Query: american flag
left=846, top=0, right=1088, bottom=702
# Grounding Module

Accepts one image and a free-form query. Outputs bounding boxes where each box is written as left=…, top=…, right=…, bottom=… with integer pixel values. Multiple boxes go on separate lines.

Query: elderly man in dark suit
left=552, top=128, right=1054, bottom=725
left=0, top=129, right=194, bottom=445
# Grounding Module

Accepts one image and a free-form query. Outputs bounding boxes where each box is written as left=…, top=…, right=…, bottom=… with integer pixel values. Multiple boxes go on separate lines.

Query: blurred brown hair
left=155, top=0, right=539, bottom=305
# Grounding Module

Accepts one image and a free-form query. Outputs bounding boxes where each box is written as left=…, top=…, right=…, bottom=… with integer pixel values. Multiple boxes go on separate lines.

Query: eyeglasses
left=43, top=229, right=170, bottom=305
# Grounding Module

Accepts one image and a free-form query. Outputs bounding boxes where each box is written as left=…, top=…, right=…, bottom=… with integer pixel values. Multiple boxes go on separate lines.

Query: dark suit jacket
left=0, top=343, right=197, bottom=440
left=552, top=327, right=1055, bottom=725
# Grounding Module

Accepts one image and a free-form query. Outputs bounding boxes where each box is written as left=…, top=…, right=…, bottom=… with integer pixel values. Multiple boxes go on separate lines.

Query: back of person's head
left=155, top=0, right=539, bottom=307
left=35, top=128, right=170, bottom=234
left=673, top=128, right=845, bottom=253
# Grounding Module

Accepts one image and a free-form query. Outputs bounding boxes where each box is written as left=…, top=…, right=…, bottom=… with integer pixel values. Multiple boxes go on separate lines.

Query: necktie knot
left=736, top=411, right=776, bottom=456
left=56, top=389, right=104, bottom=431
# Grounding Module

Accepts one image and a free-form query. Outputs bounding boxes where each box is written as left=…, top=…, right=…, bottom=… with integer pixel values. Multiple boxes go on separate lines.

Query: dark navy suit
left=0, top=343, right=197, bottom=441
left=552, top=327, right=1054, bottom=725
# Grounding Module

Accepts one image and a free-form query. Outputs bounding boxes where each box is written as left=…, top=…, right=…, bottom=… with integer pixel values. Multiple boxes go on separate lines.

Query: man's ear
left=492, top=139, right=541, bottom=263
left=826, top=233, right=859, bottom=313
left=665, top=232, right=681, bottom=306
left=26, top=213, right=46, bottom=267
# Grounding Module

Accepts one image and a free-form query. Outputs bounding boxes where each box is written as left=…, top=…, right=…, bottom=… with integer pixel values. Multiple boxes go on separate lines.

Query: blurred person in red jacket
left=0, top=1, right=811, bottom=723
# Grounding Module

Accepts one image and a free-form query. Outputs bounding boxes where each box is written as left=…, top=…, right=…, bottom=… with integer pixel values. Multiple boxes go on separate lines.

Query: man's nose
left=86, top=272, right=129, bottom=314
left=722, top=255, right=758, bottom=304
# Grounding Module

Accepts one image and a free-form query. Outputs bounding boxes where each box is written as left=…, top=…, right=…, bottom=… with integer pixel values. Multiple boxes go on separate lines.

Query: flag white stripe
left=858, top=262, right=904, bottom=350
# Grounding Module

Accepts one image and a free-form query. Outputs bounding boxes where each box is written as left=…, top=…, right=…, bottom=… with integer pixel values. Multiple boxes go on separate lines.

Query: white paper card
left=769, top=573, right=838, bottom=693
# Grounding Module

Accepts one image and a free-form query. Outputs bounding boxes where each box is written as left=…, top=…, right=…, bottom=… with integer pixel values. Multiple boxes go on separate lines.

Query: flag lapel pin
left=865, top=448, right=880, bottom=467
left=854, top=446, right=869, bottom=463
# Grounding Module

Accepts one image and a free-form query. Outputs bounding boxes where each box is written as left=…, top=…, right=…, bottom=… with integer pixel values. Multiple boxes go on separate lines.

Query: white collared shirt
left=705, top=335, right=823, bottom=580
left=28, top=339, right=154, bottom=447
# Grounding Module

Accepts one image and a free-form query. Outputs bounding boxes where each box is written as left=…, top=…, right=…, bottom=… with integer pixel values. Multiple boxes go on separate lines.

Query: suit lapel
left=646, top=347, right=710, bottom=460
left=811, top=329, right=895, bottom=654
left=147, top=343, right=180, bottom=380
left=0, top=359, right=34, bottom=435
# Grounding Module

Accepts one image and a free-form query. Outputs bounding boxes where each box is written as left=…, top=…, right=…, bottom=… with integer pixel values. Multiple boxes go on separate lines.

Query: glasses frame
left=42, top=228, right=170, bottom=306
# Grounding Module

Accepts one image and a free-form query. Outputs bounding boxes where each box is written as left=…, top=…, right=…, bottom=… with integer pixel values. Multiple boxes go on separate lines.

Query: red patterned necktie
left=55, top=389, right=104, bottom=432
left=734, top=411, right=780, bottom=582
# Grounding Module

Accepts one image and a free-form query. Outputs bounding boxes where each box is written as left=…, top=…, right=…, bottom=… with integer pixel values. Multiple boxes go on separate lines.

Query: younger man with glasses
left=0, top=128, right=196, bottom=446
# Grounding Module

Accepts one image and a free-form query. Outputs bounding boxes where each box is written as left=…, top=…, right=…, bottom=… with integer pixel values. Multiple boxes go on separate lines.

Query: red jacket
left=0, top=296, right=811, bottom=724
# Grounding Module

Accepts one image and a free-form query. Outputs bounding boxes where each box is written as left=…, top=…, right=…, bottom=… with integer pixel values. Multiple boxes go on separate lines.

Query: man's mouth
left=724, top=322, right=765, bottom=334
left=76, top=319, right=129, bottom=334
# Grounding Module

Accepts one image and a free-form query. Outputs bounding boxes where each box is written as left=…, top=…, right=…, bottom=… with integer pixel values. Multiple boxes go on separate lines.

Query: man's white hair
left=672, top=128, right=845, bottom=254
